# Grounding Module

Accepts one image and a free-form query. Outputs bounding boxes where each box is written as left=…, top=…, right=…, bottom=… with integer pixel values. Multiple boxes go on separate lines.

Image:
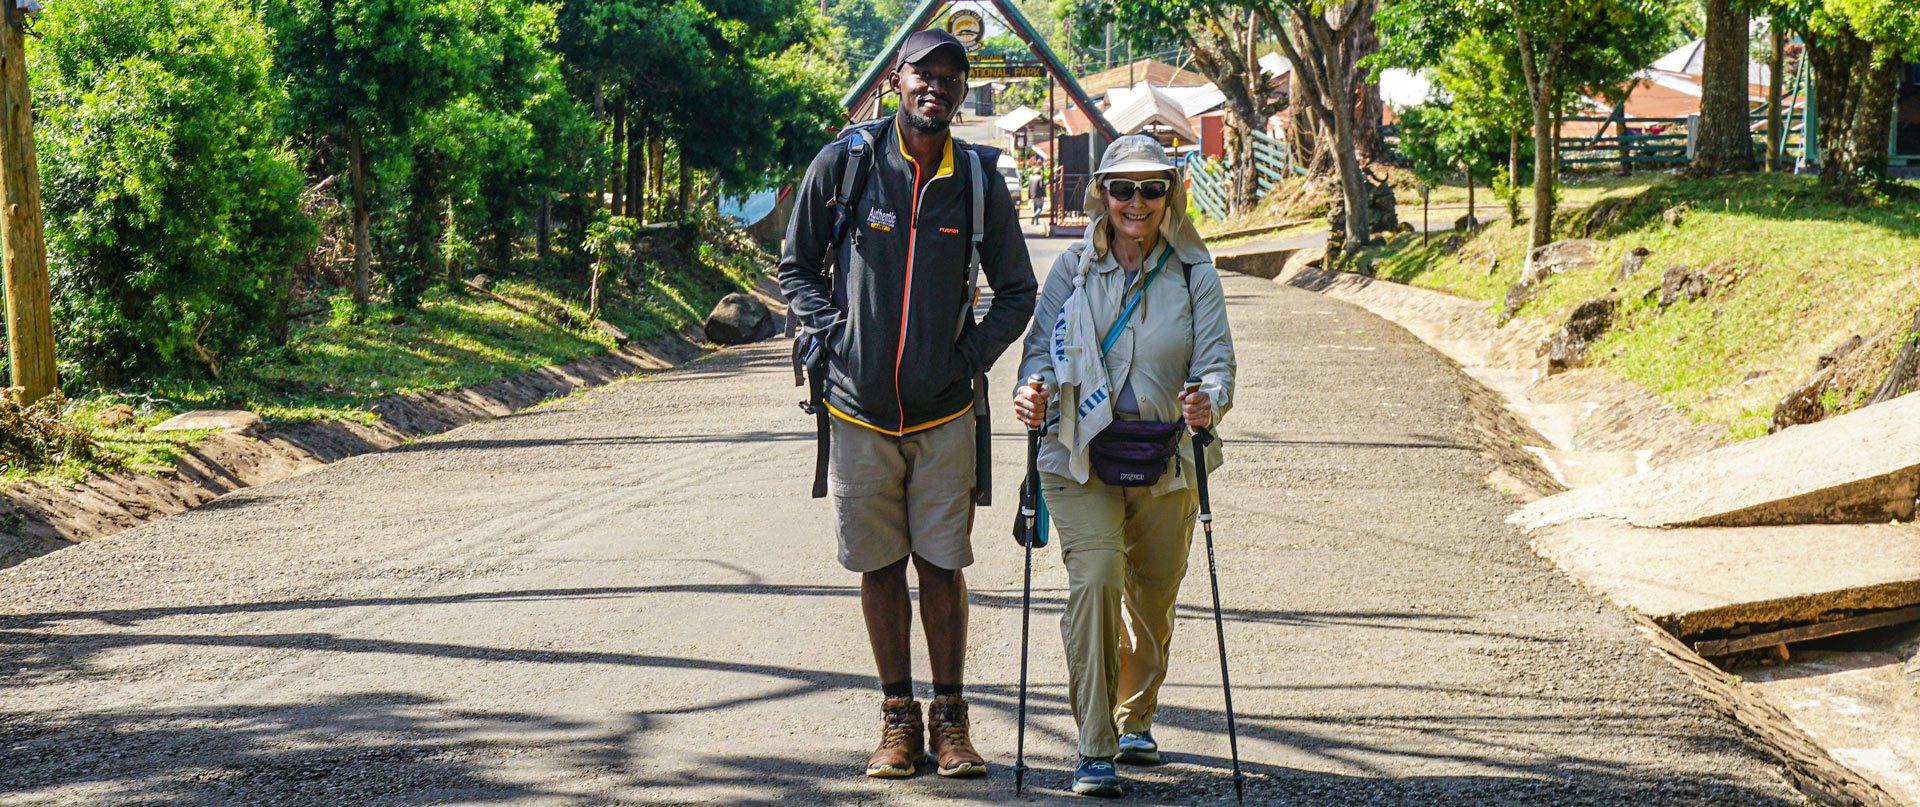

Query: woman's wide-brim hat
left=1080, top=134, right=1210, bottom=268
left=1091, top=133, right=1179, bottom=177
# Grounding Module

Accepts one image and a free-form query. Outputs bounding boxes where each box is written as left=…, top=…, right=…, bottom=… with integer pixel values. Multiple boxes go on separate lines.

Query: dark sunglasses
left=1104, top=178, right=1170, bottom=201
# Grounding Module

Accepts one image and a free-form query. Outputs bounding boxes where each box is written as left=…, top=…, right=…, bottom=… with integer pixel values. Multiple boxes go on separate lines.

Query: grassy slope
left=8, top=234, right=766, bottom=486
left=1361, top=172, right=1920, bottom=440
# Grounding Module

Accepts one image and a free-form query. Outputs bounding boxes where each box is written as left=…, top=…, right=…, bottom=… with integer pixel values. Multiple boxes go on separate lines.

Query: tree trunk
left=350, top=130, right=370, bottom=306
left=1329, top=76, right=1370, bottom=248
left=1466, top=167, right=1475, bottom=224
left=648, top=128, right=664, bottom=222
left=1766, top=24, right=1785, bottom=172
left=1508, top=129, right=1521, bottom=188
left=1552, top=104, right=1564, bottom=175
left=677, top=152, right=691, bottom=216
left=628, top=110, right=644, bottom=220
left=1693, top=0, right=1756, bottom=174
left=0, top=15, right=57, bottom=400
left=1805, top=28, right=1898, bottom=189
left=537, top=197, right=551, bottom=260
left=1517, top=29, right=1560, bottom=252
left=611, top=96, right=626, bottom=217
left=1615, top=115, right=1628, bottom=173
left=1290, top=66, right=1322, bottom=169
left=1180, top=10, right=1267, bottom=216
left=1223, top=107, right=1254, bottom=215
left=590, top=86, right=604, bottom=217
left=1339, top=0, right=1388, bottom=162
left=1529, top=100, right=1555, bottom=251
left=588, top=259, right=604, bottom=317
left=1262, top=4, right=1367, bottom=243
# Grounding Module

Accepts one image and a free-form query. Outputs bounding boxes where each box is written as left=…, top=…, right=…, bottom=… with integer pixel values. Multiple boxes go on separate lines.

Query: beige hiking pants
left=1040, top=471, right=1198, bottom=758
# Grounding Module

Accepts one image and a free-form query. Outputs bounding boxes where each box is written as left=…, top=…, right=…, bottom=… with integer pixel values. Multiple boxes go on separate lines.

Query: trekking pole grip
left=1023, top=374, right=1046, bottom=434
left=1185, top=376, right=1213, bottom=519
left=1184, top=376, right=1214, bottom=443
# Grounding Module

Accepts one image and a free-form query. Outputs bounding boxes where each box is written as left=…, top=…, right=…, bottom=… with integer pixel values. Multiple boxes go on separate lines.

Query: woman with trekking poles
left=1011, top=134, right=1236, bottom=798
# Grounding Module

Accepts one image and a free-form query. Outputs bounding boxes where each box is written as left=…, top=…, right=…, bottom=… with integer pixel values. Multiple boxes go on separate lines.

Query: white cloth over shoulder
left=1051, top=265, right=1112, bottom=485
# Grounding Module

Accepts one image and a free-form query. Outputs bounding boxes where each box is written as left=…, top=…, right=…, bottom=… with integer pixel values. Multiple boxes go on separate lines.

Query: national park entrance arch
left=841, top=0, right=1118, bottom=236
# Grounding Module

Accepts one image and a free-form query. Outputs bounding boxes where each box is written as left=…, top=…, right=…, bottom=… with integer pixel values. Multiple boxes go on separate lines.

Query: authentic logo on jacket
left=867, top=208, right=896, bottom=231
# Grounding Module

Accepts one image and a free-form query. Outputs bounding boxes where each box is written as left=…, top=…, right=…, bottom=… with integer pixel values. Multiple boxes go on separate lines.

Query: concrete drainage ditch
left=1220, top=241, right=1920, bottom=807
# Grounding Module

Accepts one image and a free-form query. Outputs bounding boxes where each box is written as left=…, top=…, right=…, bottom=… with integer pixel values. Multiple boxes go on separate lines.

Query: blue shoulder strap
left=1099, top=246, right=1175, bottom=356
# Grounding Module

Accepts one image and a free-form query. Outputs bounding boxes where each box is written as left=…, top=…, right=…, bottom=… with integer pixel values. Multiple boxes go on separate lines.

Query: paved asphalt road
left=1, top=236, right=1803, bottom=806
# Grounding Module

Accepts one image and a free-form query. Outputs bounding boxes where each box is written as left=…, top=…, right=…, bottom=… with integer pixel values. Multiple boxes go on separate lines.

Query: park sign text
left=969, top=57, right=1044, bottom=80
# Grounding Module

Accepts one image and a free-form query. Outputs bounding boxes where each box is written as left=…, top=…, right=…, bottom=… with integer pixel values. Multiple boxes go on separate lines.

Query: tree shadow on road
left=0, top=583, right=1547, bottom=656
left=0, top=668, right=1803, bottom=806
left=385, top=430, right=817, bottom=453
left=0, top=582, right=1803, bottom=805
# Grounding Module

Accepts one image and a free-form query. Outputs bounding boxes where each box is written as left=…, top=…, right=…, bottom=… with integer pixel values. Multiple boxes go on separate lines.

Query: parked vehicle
left=998, top=153, right=1024, bottom=203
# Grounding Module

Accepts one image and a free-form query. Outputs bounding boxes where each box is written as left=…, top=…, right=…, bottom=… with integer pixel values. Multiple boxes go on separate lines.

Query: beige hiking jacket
left=1017, top=232, right=1236, bottom=496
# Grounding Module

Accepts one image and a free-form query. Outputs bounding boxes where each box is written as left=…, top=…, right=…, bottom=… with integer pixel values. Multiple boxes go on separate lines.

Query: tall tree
left=268, top=0, right=472, bottom=307
left=1760, top=0, right=1920, bottom=190
left=1380, top=0, right=1672, bottom=253
left=1340, top=5, right=1390, bottom=161
left=825, top=0, right=906, bottom=79
left=38, top=0, right=314, bottom=381
left=1257, top=0, right=1381, bottom=247
left=1074, top=1, right=1280, bottom=216
left=1421, top=32, right=1533, bottom=202
left=1693, top=0, right=1758, bottom=173
left=559, top=0, right=834, bottom=219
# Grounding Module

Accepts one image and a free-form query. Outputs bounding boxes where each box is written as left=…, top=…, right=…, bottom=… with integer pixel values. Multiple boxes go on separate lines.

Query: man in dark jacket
left=779, top=29, right=1037, bottom=780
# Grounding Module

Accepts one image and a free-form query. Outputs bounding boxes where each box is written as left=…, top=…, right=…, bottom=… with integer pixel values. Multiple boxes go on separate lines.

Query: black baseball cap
left=897, top=29, right=969, bottom=72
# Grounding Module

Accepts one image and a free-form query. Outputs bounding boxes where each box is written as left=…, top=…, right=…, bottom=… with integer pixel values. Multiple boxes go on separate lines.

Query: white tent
left=1377, top=68, right=1434, bottom=108
left=1259, top=52, right=1290, bottom=79
left=994, top=105, right=1043, bottom=134
left=1157, top=84, right=1227, bottom=118
left=1104, top=81, right=1201, bottom=143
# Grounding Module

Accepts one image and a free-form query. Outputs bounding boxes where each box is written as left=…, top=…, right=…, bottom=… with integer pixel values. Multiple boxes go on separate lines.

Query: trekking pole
left=1014, top=374, right=1045, bottom=795
left=1186, top=376, right=1245, bottom=804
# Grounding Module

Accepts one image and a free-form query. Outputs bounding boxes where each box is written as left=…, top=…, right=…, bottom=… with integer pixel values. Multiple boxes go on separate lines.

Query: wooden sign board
left=971, top=61, right=1045, bottom=79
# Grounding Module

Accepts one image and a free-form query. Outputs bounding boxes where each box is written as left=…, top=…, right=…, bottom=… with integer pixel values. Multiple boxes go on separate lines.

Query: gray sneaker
left=1116, top=731, right=1160, bottom=765
left=1072, top=756, right=1124, bottom=797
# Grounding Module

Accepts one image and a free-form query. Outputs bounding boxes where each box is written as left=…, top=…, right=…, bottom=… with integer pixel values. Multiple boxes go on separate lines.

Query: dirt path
left=1, top=237, right=1802, bottom=806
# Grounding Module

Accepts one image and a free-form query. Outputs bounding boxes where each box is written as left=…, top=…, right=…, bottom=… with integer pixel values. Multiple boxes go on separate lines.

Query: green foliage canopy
left=34, top=0, right=316, bottom=383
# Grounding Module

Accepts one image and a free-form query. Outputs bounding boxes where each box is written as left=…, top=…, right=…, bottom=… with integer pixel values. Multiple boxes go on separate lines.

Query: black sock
left=881, top=679, right=913, bottom=699
left=933, top=682, right=963, bottom=698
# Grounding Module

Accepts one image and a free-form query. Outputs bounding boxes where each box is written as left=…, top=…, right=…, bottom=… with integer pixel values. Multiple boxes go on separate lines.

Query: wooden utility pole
left=0, top=8, right=56, bottom=405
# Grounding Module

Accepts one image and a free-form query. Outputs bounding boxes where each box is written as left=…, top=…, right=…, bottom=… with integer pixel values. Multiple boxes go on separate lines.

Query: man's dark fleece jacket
left=780, top=118, right=1037, bottom=436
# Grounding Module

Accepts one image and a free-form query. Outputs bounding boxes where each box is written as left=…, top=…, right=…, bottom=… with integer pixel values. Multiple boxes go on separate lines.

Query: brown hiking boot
left=865, top=696, right=924, bottom=778
left=927, top=694, right=987, bottom=777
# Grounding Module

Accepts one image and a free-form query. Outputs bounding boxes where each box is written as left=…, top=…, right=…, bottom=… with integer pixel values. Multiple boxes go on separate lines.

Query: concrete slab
left=150, top=409, right=263, bottom=437
left=1215, top=245, right=1327, bottom=279
left=1516, top=391, right=1920, bottom=532
left=1747, top=649, right=1920, bottom=805
left=1531, top=518, right=1920, bottom=636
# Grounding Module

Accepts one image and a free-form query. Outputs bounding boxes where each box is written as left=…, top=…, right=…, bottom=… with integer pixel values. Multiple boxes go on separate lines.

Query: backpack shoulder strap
left=829, top=117, right=888, bottom=253
left=956, top=141, right=995, bottom=508
left=801, top=116, right=888, bottom=499
left=958, top=144, right=986, bottom=323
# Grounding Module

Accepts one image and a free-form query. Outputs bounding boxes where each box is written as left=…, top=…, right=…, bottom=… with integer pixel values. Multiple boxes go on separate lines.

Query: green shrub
left=33, top=0, right=316, bottom=384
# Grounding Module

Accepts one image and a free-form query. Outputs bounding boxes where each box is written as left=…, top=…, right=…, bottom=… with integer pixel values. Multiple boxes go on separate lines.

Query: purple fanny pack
left=1088, top=420, right=1184, bottom=487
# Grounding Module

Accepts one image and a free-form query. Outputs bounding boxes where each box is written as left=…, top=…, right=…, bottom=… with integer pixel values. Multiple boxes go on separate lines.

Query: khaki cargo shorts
left=828, top=414, right=977, bottom=572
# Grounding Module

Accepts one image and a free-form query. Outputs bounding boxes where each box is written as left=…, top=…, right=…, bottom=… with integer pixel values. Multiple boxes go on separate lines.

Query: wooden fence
left=1556, top=113, right=1808, bottom=169
left=1185, top=130, right=1303, bottom=221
